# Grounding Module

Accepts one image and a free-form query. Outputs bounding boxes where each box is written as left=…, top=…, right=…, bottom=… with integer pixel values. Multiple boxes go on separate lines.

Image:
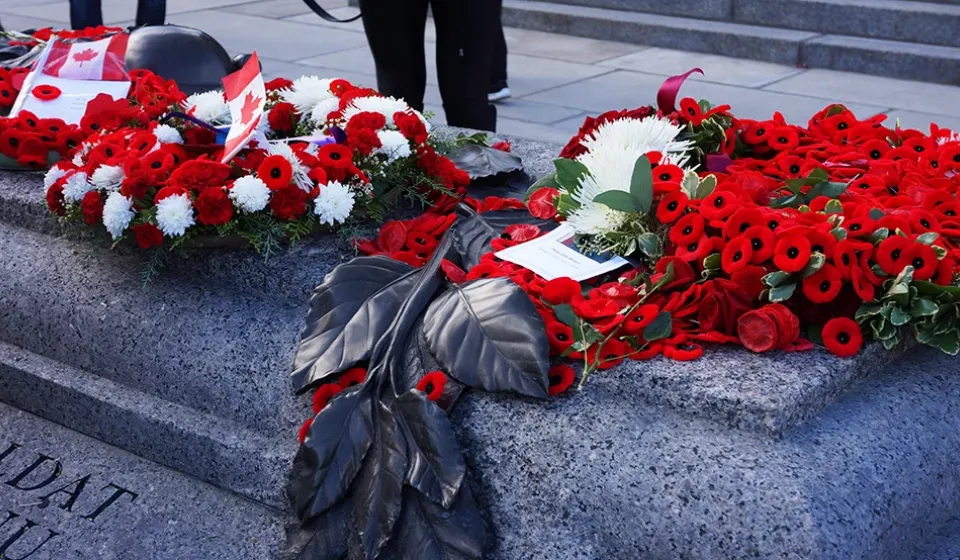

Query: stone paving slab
left=0, top=402, right=283, bottom=560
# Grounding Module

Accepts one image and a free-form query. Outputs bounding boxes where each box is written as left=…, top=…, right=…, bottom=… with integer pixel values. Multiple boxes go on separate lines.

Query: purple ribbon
left=705, top=153, right=733, bottom=173
left=159, top=111, right=219, bottom=131
left=656, top=68, right=703, bottom=114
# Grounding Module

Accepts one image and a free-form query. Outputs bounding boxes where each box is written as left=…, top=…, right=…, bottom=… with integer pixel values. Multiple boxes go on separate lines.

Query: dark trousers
left=70, top=0, right=166, bottom=29
left=491, top=24, right=507, bottom=89
left=358, top=0, right=500, bottom=132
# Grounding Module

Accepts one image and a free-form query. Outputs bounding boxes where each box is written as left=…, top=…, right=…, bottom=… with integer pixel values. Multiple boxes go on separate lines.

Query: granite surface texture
left=0, top=402, right=284, bottom=560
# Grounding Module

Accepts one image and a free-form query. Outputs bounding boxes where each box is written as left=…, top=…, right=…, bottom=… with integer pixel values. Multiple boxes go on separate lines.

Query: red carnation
left=265, top=77, right=294, bottom=91
left=312, top=383, right=343, bottom=413
left=547, top=365, right=575, bottom=396
left=46, top=181, right=66, bottom=216
left=267, top=102, right=297, bottom=134
left=194, top=187, right=234, bottom=226
left=394, top=112, right=428, bottom=144
left=821, top=317, right=862, bottom=358
left=168, top=157, right=232, bottom=193
left=80, top=190, right=104, bottom=225
left=131, top=223, right=163, bottom=249
left=270, top=184, right=308, bottom=220
left=416, top=371, right=447, bottom=402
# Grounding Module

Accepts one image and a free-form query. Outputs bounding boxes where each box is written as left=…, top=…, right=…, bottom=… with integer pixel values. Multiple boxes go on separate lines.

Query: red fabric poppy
left=80, top=190, right=104, bottom=225
left=821, top=317, right=862, bottom=358
left=258, top=155, right=293, bottom=190
left=528, top=187, right=559, bottom=219
left=653, top=164, right=685, bottom=184
left=723, top=207, right=764, bottom=239
left=545, top=321, right=575, bottom=353
left=338, top=367, right=367, bottom=389
left=465, top=261, right=506, bottom=280
left=807, top=230, right=838, bottom=259
left=741, top=225, right=776, bottom=264
left=574, top=297, right=620, bottom=320
left=440, top=259, right=467, bottom=283
left=548, top=365, right=576, bottom=396
left=622, top=304, right=660, bottom=335
left=802, top=263, right=842, bottom=303
left=311, top=383, right=343, bottom=413
left=934, top=256, right=956, bottom=286
left=902, top=242, right=939, bottom=281
left=406, top=230, right=438, bottom=254
left=270, top=184, right=308, bottom=220
left=542, top=277, right=582, bottom=305
left=768, top=126, right=799, bottom=151
left=743, top=121, right=772, bottom=145
left=700, top=190, right=738, bottom=221
left=670, top=213, right=706, bottom=245
left=843, top=216, right=875, bottom=239
left=318, top=143, right=353, bottom=170
left=392, top=251, right=424, bottom=268
left=720, top=237, right=752, bottom=274
left=630, top=341, right=664, bottom=360
left=416, top=371, right=447, bottom=401
left=656, top=191, right=688, bottom=223
left=663, top=342, right=704, bottom=361
left=773, top=235, right=811, bottom=273
left=587, top=338, right=629, bottom=370
left=876, top=235, right=911, bottom=275
left=131, top=223, right=163, bottom=249
left=679, top=97, right=704, bottom=126
left=833, top=239, right=871, bottom=278
left=194, top=187, right=234, bottom=226
left=737, top=308, right=778, bottom=353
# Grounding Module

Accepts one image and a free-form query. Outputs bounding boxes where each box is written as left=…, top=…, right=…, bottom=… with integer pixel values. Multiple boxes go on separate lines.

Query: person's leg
left=69, top=0, right=103, bottom=30
left=135, top=0, right=166, bottom=27
left=489, top=23, right=509, bottom=100
left=357, top=0, right=429, bottom=112
left=431, top=0, right=499, bottom=131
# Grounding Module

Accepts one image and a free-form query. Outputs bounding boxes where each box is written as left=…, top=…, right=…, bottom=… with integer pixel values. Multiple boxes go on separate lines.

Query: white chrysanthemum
left=937, top=133, right=960, bottom=146
left=268, top=141, right=312, bottom=192
left=153, top=124, right=183, bottom=144
left=90, top=164, right=125, bottom=191
left=62, top=171, right=92, bottom=203
left=281, top=76, right=336, bottom=115
left=309, top=96, right=341, bottom=126
left=102, top=191, right=134, bottom=240
left=229, top=175, right=270, bottom=213
left=375, top=129, right=412, bottom=163
left=43, top=164, right=70, bottom=189
left=579, top=116, right=690, bottom=168
left=156, top=193, right=195, bottom=237
left=313, top=181, right=355, bottom=226
left=184, top=90, right=231, bottom=125
left=342, top=95, right=424, bottom=124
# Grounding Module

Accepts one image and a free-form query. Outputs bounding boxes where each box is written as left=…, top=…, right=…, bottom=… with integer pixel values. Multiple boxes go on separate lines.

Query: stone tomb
left=1, top=136, right=960, bottom=558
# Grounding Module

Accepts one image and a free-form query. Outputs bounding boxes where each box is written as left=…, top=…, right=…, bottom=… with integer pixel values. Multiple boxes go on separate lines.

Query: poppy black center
left=947, top=210, right=956, bottom=217
left=549, top=375, right=562, bottom=386
left=819, top=280, right=831, bottom=292
left=787, top=247, right=799, bottom=258
left=838, top=122, right=848, bottom=130
left=913, top=257, right=925, bottom=269
left=424, top=383, right=434, bottom=394
left=90, top=123, right=99, bottom=130
left=0, top=90, right=8, bottom=98
left=789, top=165, right=800, bottom=174
left=954, top=154, right=960, bottom=163
left=679, top=343, right=696, bottom=351
left=732, top=251, right=742, bottom=262
left=270, top=167, right=282, bottom=179
left=556, top=332, right=569, bottom=341
left=682, top=226, right=693, bottom=235
left=891, top=248, right=902, bottom=261
left=105, top=148, right=113, bottom=157
left=768, top=220, right=779, bottom=230
left=755, top=128, right=766, bottom=136
left=812, top=244, right=824, bottom=253
left=778, top=136, right=788, bottom=144
left=66, top=139, right=76, bottom=148
left=914, top=145, right=924, bottom=152
left=49, top=126, right=59, bottom=132
left=714, top=196, right=725, bottom=208
left=687, top=242, right=698, bottom=251
left=659, top=173, right=671, bottom=181
left=347, top=381, right=358, bottom=387
left=687, top=107, right=696, bottom=116
left=842, top=254, right=851, bottom=265
left=921, top=219, right=930, bottom=228
left=850, top=223, right=861, bottom=231
left=887, top=185, right=899, bottom=195
left=667, top=201, right=678, bottom=211
left=870, top=150, right=881, bottom=159
left=139, top=142, right=148, bottom=150
left=837, top=332, right=850, bottom=344
left=739, top=223, right=750, bottom=233
left=751, top=238, right=762, bottom=250
left=932, top=161, right=939, bottom=168
left=151, top=161, right=162, bottom=169
left=329, top=152, right=341, bottom=160
left=8, top=137, right=17, bottom=147
left=26, top=119, right=36, bottom=127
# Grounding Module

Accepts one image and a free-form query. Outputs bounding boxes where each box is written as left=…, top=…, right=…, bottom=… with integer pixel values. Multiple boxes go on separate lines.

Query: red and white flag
left=220, top=52, right=265, bottom=164
left=41, top=34, right=129, bottom=81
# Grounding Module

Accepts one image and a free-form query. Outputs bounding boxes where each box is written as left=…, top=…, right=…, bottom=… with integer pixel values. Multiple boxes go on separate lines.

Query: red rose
left=167, top=157, right=232, bottom=193
left=697, top=280, right=754, bottom=336
left=267, top=102, right=297, bottom=134
left=737, top=307, right=778, bottom=353
left=194, top=187, right=233, bottom=226
left=80, top=191, right=104, bottom=225
left=131, top=223, right=163, bottom=249
left=46, top=181, right=66, bottom=216
left=270, top=184, right=308, bottom=220
left=264, top=77, right=293, bottom=92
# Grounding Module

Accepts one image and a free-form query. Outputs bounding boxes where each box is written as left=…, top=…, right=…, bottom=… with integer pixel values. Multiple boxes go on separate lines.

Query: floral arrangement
left=42, top=72, right=468, bottom=264
left=349, top=75, right=960, bottom=397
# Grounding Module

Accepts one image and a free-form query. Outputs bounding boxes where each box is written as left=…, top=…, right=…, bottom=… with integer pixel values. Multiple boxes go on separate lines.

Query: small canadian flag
left=42, top=34, right=129, bottom=81
left=220, top=52, right=265, bottom=164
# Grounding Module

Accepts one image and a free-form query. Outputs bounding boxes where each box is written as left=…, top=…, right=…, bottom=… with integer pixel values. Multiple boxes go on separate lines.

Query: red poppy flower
left=574, top=297, right=620, bottom=320
left=406, top=230, right=438, bottom=254
left=545, top=321, right=575, bottom=353
left=675, top=235, right=715, bottom=263
left=31, top=83, right=62, bottom=102
left=731, top=265, right=767, bottom=301
left=628, top=342, right=661, bottom=360
left=724, top=207, right=764, bottom=239
left=849, top=265, right=876, bottom=302
left=548, top=365, right=576, bottom=396
left=743, top=121, right=772, bottom=145
left=377, top=220, right=407, bottom=253
left=440, top=259, right=467, bottom=283
left=656, top=191, right=688, bottom=223
left=131, top=223, right=163, bottom=249
left=505, top=223, right=541, bottom=242
left=773, top=235, right=811, bottom=273
left=807, top=230, right=838, bottom=259
left=679, top=97, right=704, bottom=126
left=653, top=163, right=685, bottom=184
left=768, top=126, right=799, bottom=151
left=542, top=277, right=582, bottom=305
left=876, top=235, right=911, bottom=275
left=528, top=187, right=559, bottom=219
left=934, top=256, right=956, bottom=286
left=662, top=342, right=704, bottom=361
left=802, top=263, right=842, bottom=303
left=338, top=367, right=367, bottom=389
left=318, top=143, right=353, bottom=169
left=737, top=308, right=778, bottom=353
left=902, top=242, right=939, bottom=281
left=392, top=251, right=424, bottom=267
left=908, top=209, right=940, bottom=234
left=700, top=190, right=738, bottom=221
left=416, top=371, right=447, bottom=401
left=465, top=261, right=506, bottom=280
left=721, top=237, right=753, bottom=274
left=821, top=317, right=862, bottom=358
left=742, top=225, right=775, bottom=264
left=622, top=304, right=660, bottom=335
left=258, top=155, right=293, bottom=190
left=833, top=239, right=871, bottom=278
left=298, top=418, right=313, bottom=444
left=587, top=338, right=629, bottom=369
left=311, top=383, right=343, bottom=414
left=80, top=190, right=104, bottom=225
left=670, top=213, right=706, bottom=245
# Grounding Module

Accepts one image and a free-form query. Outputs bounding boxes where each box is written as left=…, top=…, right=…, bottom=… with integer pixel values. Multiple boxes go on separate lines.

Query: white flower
left=156, top=193, right=195, bottom=237
left=309, top=96, right=341, bottom=126
left=61, top=171, right=93, bottom=203
left=281, top=76, right=336, bottom=115
left=341, top=95, right=424, bottom=124
left=375, top=129, right=412, bottom=163
left=43, top=164, right=70, bottom=189
left=229, top=175, right=270, bottom=213
left=153, top=124, right=183, bottom=144
left=268, top=141, right=313, bottom=192
left=313, top=181, right=355, bottom=226
left=579, top=116, right=690, bottom=168
left=90, top=164, right=125, bottom=191
left=184, top=90, right=231, bottom=125
left=102, top=191, right=134, bottom=240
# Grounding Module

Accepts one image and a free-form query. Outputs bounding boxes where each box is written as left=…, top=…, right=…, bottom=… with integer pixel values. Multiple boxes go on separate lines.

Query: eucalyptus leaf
left=769, top=283, right=797, bottom=303
left=680, top=171, right=699, bottom=198
left=910, top=298, right=939, bottom=317
left=818, top=181, right=849, bottom=198
left=642, top=311, right=673, bottom=342
left=763, top=271, right=792, bottom=288
left=829, top=227, right=847, bottom=241
left=868, top=227, right=890, bottom=244
left=553, top=158, right=589, bottom=191
left=593, top=190, right=644, bottom=213
left=889, top=307, right=911, bottom=327
left=629, top=155, right=653, bottom=213
left=824, top=199, right=843, bottom=214
left=695, top=175, right=717, bottom=199
left=553, top=303, right=579, bottom=328
left=868, top=208, right=885, bottom=221
left=917, top=232, right=940, bottom=245
left=855, top=303, right=883, bottom=321
left=802, top=253, right=826, bottom=278
left=637, top=232, right=662, bottom=257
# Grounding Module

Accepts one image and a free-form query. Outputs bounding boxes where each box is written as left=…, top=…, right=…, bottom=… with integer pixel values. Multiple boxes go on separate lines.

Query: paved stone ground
left=3, top=0, right=960, bottom=144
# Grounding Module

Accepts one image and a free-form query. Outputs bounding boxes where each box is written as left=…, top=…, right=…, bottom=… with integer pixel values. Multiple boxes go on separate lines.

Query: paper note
left=495, top=223, right=630, bottom=281
left=14, top=77, right=131, bottom=124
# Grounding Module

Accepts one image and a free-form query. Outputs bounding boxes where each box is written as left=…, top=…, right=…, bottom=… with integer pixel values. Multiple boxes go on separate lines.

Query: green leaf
left=829, top=227, right=847, bottom=241
left=855, top=303, right=883, bottom=321
left=583, top=324, right=605, bottom=345
left=636, top=232, right=662, bottom=257
left=910, top=298, right=939, bottom=317
left=681, top=171, right=699, bottom=198
left=695, top=175, right=717, bottom=199
left=807, top=325, right=823, bottom=345
left=629, top=155, right=653, bottom=213
left=935, top=332, right=960, bottom=356
left=524, top=171, right=557, bottom=201
left=593, top=191, right=644, bottom=213
left=882, top=334, right=901, bottom=350
left=802, top=253, right=826, bottom=277
left=889, top=307, right=911, bottom=327
left=807, top=168, right=830, bottom=184
left=825, top=104, right=847, bottom=117
left=553, top=304, right=579, bottom=328
left=702, top=252, right=721, bottom=271
left=873, top=319, right=896, bottom=340
left=769, top=283, right=797, bottom=303
left=555, top=192, right=581, bottom=214
left=916, top=232, right=939, bottom=245
left=771, top=194, right=801, bottom=209
left=651, top=262, right=675, bottom=292
left=868, top=208, right=885, bottom=221
left=763, top=271, right=792, bottom=288
left=553, top=159, right=589, bottom=191
left=819, top=181, right=849, bottom=199
left=642, top=311, right=673, bottom=342
left=933, top=246, right=948, bottom=259
left=868, top=227, right=889, bottom=244
left=824, top=199, right=843, bottom=215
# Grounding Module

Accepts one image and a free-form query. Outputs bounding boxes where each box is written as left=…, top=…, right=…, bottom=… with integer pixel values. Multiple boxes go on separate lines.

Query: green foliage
left=642, top=311, right=673, bottom=342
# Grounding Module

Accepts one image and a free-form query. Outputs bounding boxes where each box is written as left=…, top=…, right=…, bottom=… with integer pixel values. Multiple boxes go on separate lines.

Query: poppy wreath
left=351, top=74, right=960, bottom=397
left=44, top=74, right=469, bottom=260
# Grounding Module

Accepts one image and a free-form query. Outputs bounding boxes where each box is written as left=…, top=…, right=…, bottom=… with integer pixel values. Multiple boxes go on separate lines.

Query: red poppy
left=737, top=308, right=778, bottom=353
left=656, top=191, right=688, bottom=223
left=440, top=259, right=467, bottom=283
left=876, top=235, right=911, bottom=275
left=542, top=277, right=582, bottom=305
left=131, top=223, right=163, bottom=249
left=377, top=220, right=407, bottom=253
left=547, top=365, right=575, bottom=396
left=311, top=383, right=343, bottom=413
left=318, top=143, right=353, bottom=169
left=721, top=237, right=753, bottom=274
left=772, top=235, right=811, bottom=273
left=743, top=121, right=772, bottom=145
left=768, top=126, right=799, bottom=151
left=528, top=187, right=559, bottom=219
left=574, top=297, right=620, bottom=320
left=741, top=225, right=775, bottom=264
left=653, top=163, right=685, bottom=183
left=901, top=242, right=939, bottom=281
left=416, top=371, right=447, bottom=401
left=679, top=97, right=705, bottom=126
left=821, top=317, right=862, bottom=358
left=724, top=207, right=764, bottom=239
left=675, top=235, right=714, bottom=263
left=406, top=230, right=438, bottom=254
left=669, top=213, right=705, bottom=245
left=338, top=367, right=367, bottom=389
left=802, top=263, right=842, bottom=303
left=545, top=321, right=575, bottom=353
left=392, top=251, right=424, bottom=268
left=630, top=342, right=664, bottom=360
left=298, top=418, right=313, bottom=444
left=258, top=155, right=293, bottom=190
left=662, top=342, right=704, bottom=361
left=934, top=256, right=956, bottom=286
left=465, top=261, right=506, bottom=280
left=700, top=190, right=738, bottom=221
left=587, top=338, right=629, bottom=369
left=807, top=230, right=838, bottom=259
left=908, top=209, right=940, bottom=233
left=849, top=265, right=876, bottom=302
left=833, top=239, right=871, bottom=278
left=622, top=304, right=660, bottom=335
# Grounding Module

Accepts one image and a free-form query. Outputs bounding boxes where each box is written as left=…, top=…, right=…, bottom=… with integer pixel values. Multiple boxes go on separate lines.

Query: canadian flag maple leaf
left=239, top=91, right=261, bottom=125
left=72, top=48, right=98, bottom=66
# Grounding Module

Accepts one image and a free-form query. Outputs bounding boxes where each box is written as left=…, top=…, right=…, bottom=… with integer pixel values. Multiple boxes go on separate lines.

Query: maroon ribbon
left=656, top=68, right=703, bottom=114
left=705, top=153, right=732, bottom=173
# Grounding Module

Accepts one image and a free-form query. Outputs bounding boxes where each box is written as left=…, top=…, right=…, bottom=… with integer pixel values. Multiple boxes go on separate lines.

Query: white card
left=495, top=223, right=630, bottom=282
left=13, top=75, right=130, bottom=125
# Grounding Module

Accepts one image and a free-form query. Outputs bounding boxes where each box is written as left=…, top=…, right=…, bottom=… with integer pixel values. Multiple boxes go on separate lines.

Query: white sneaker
left=488, top=86, right=511, bottom=102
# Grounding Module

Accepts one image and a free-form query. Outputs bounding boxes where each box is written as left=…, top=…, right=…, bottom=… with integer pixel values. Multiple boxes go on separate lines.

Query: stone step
left=501, top=0, right=960, bottom=85
left=915, top=517, right=960, bottom=559
left=0, top=401, right=283, bottom=560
